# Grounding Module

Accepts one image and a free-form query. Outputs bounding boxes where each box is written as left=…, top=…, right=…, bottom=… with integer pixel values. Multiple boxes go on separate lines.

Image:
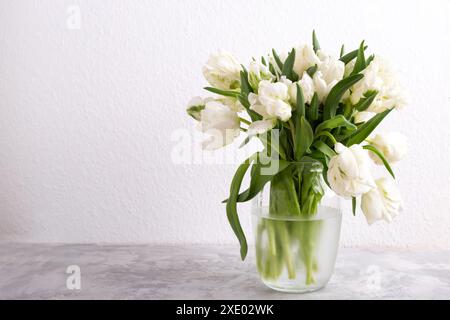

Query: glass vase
left=252, top=161, right=342, bottom=293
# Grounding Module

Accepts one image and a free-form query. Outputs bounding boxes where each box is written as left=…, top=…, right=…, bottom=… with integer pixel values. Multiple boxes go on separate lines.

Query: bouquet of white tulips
left=187, top=31, right=408, bottom=284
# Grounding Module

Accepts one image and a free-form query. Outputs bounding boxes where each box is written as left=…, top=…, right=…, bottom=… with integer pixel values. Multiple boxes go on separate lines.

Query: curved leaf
left=314, top=115, right=357, bottom=134
left=239, top=67, right=252, bottom=95
left=350, top=41, right=367, bottom=75
left=204, top=87, right=239, bottom=98
left=355, top=90, right=378, bottom=111
left=312, top=30, right=320, bottom=52
left=307, top=92, right=319, bottom=121
left=314, top=131, right=337, bottom=145
left=312, top=140, right=336, bottom=158
left=363, top=145, right=395, bottom=179
left=366, top=54, right=375, bottom=66
left=282, top=49, right=296, bottom=80
left=344, top=108, right=392, bottom=146
left=232, top=159, right=291, bottom=203
left=323, top=74, right=364, bottom=120
left=272, top=49, right=284, bottom=70
left=226, top=157, right=253, bottom=260
left=340, top=45, right=368, bottom=64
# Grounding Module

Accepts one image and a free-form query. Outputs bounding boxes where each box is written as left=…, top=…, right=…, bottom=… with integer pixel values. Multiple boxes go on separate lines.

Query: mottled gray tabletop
left=0, top=244, right=449, bottom=299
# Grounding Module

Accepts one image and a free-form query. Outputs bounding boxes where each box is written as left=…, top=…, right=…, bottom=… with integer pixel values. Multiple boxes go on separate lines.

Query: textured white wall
left=1, top=0, right=449, bottom=249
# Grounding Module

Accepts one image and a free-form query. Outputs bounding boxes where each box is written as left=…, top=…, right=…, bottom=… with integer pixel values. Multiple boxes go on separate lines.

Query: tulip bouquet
left=187, top=31, right=408, bottom=287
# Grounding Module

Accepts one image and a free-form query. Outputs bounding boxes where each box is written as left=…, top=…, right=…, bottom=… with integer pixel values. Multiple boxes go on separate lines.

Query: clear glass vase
left=252, top=161, right=342, bottom=293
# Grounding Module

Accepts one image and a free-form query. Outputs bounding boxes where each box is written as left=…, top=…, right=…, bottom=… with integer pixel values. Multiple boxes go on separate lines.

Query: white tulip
left=361, top=177, right=403, bottom=225
left=354, top=111, right=376, bottom=123
left=283, top=72, right=315, bottom=105
left=367, top=132, right=408, bottom=164
left=293, top=45, right=321, bottom=76
left=186, top=96, right=206, bottom=121
left=249, top=80, right=292, bottom=122
left=313, top=51, right=345, bottom=102
left=248, top=61, right=274, bottom=91
left=247, top=119, right=276, bottom=136
left=219, top=96, right=244, bottom=113
left=327, top=143, right=376, bottom=197
left=202, top=52, right=241, bottom=90
left=349, top=56, right=409, bottom=113
left=200, top=100, right=241, bottom=150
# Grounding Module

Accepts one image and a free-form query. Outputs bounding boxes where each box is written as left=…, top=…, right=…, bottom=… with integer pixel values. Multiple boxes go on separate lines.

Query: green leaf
left=350, top=41, right=367, bottom=75
left=226, top=157, right=253, bottom=260
left=237, top=69, right=261, bottom=122
left=323, top=74, right=364, bottom=120
left=296, top=84, right=305, bottom=117
left=261, top=56, right=267, bottom=66
left=355, top=90, right=378, bottom=111
left=314, top=115, right=357, bottom=134
left=366, top=54, right=375, bottom=66
left=364, top=145, right=395, bottom=179
left=233, top=159, right=291, bottom=203
left=239, top=68, right=252, bottom=96
left=307, top=92, right=319, bottom=121
left=340, top=44, right=345, bottom=58
left=186, top=105, right=204, bottom=121
left=204, top=87, right=239, bottom=98
left=340, top=45, right=368, bottom=64
left=258, top=131, right=287, bottom=160
left=312, top=140, right=336, bottom=158
left=295, top=116, right=313, bottom=160
left=344, top=108, right=392, bottom=146
left=312, top=30, right=320, bottom=53
left=272, top=49, right=284, bottom=70
left=268, top=62, right=277, bottom=76
left=352, top=197, right=356, bottom=216
left=314, top=130, right=337, bottom=145
left=282, top=49, right=296, bottom=80
left=238, top=95, right=260, bottom=122
left=306, top=64, right=318, bottom=78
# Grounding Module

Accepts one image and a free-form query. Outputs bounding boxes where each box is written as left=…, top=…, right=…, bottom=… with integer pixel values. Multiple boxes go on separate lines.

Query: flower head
left=248, top=61, right=274, bottom=92
left=202, top=52, right=241, bottom=90
left=200, top=99, right=241, bottom=150
left=327, top=143, right=376, bottom=197
left=186, top=96, right=206, bottom=121
left=313, top=51, right=345, bottom=102
left=282, top=72, right=315, bottom=105
left=367, top=132, right=407, bottom=164
left=249, top=80, right=292, bottom=122
left=349, top=57, right=409, bottom=113
left=293, top=44, right=321, bottom=76
left=361, top=177, right=403, bottom=224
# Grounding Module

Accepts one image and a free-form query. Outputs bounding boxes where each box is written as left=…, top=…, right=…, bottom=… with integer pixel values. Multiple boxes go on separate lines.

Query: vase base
left=262, top=279, right=327, bottom=294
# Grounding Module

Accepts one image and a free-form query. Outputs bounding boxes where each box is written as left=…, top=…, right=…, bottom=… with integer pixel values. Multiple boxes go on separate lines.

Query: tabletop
left=0, top=244, right=449, bottom=299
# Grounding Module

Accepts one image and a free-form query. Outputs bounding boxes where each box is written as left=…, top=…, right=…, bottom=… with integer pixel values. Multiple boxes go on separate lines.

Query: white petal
left=247, top=120, right=276, bottom=136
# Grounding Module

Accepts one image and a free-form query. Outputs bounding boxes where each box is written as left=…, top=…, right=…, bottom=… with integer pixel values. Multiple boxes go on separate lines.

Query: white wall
left=1, top=0, right=449, bottom=249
